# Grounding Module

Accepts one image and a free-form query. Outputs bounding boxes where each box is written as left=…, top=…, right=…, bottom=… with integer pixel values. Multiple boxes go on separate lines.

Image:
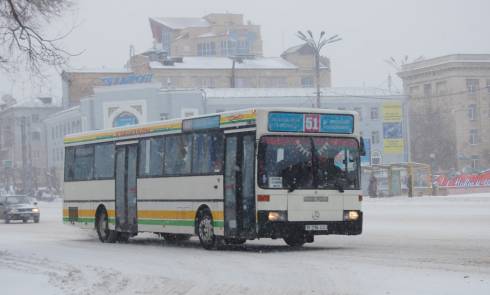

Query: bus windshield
left=258, top=136, right=360, bottom=190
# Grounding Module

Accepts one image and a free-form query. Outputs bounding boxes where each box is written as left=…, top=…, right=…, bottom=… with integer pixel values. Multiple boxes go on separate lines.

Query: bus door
left=115, top=143, right=138, bottom=234
left=224, top=131, right=256, bottom=239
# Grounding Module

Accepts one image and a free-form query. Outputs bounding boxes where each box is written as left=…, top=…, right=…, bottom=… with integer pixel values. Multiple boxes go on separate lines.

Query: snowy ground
left=1, top=194, right=489, bottom=295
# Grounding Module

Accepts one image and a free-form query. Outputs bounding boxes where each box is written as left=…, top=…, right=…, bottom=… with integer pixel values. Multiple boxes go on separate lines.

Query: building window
left=469, top=129, right=479, bottom=145
left=466, top=79, right=479, bottom=93
left=371, top=150, right=382, bottom=165
left=236, top=40, right=250, bottom=55
left=301, top=76, right=314, bottom=88
left=32, top=131, right=41, bottom=141
left=487, top=79, right=490, bottom=93
left=435, top=81, right=447, bottom=95
left=260, top=77, right=288, bottom=88
left=370, top=107, right=379, bottom=120
left=468, top=104, right=477, bottom=121
left=353, top=107, right=363, bottom=121
left=197, top=77, right=216, bottom=88
left=221, top=40, right=237, bottom=56
left=409, top=85, right=420, bottom=96
left=161, top=30, right=171, bottom=54
left=197, top=41, right=216, bottom=56
left=423, top=84, right=432, bottom=97
left=235, top=78, right=253, bottom=88
left=32, top=114, right=39, bottom=123
left=371, top=131, right=380, bottom=144
left=113, top=112, right=138, bottom=127
left=471, top=155, right=479, bottom=171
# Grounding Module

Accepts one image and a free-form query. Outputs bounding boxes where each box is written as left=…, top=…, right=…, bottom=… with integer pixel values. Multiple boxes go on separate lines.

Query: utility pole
left=297, top=30, right=341, bottom=108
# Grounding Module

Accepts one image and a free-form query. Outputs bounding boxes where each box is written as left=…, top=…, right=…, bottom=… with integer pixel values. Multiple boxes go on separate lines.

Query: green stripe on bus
left=62, top=217, right=114, bottom=224
left=63, top=217, right=95, bottom=223
left=137, top=219, right=224, bottom=228
left=63, top=217, right=224, bottom=228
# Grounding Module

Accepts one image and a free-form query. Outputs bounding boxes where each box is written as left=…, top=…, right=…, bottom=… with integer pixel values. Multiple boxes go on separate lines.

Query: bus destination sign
left=268, top=112, right=353, bottom=134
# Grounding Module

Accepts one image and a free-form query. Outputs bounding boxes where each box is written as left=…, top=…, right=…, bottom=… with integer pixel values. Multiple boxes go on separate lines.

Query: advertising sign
left=382, top=102, right=403, bottom=154
left=435, top=171, right=490, bottom=187
left=382, top=102, right=402, bottom=122
left=384, top=139, right=404, bottom=154
left=383, top=122, right=402, bottom=139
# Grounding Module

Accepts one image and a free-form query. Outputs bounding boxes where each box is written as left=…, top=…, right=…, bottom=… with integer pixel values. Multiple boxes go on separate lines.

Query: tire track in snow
left=0, top=250, right=194, bottom=294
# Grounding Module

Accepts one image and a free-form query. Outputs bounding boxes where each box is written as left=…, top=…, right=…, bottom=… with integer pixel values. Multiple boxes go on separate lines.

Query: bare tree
left=0, top=0, right=75, bottom=74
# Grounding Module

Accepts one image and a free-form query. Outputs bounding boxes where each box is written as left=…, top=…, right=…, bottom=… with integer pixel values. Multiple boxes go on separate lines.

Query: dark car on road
left=0, top=195, right=40, bottom=223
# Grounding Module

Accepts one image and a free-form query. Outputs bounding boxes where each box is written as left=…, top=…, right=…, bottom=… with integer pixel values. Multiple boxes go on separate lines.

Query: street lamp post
left=297, top=30, right=341, bottom=108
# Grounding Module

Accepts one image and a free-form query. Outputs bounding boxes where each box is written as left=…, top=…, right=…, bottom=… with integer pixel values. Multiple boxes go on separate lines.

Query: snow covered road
left=1, top=194, right=489, bottom=295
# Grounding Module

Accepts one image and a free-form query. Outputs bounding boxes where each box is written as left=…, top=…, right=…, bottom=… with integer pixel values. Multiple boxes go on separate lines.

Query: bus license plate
left=305, top=224, right=328, bottom=231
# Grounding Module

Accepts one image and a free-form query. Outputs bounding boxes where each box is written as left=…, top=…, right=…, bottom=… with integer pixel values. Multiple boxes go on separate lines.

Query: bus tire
left=196, top=208, right=216, bottom=250
left=34, top=216, right=40, bottom=223
left=162, top=233, right=191, bottom=242
left=283, top=234, right=305, bottom=247
left=96, top=208, right=117, bottom=243
left=4, top=218, right=9, bottom=224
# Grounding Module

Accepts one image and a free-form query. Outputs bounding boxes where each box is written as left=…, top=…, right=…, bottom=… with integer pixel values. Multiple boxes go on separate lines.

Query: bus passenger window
left=73, top=145, right=94, bottom=181
left=192, top=132, right=224, bottom=174
left=139, top=137, right=165, bottom=177
left=165, top=134, right=192, bottom=175
left=64, top=147, right=75, bottom=181
left=94, top=143, right=115, bottom=179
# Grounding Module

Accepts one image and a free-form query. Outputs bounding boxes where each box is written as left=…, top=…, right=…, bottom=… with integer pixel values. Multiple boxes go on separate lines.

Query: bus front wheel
left=96, top=209, right=117, bottom=243
left=283, top=234, right=306, bottom=247
left=196, top=208, right=217, bottom=250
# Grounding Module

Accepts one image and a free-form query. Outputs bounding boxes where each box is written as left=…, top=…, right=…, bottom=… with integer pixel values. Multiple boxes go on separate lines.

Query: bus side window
left=73, top=145, right=94, bottom=181
left=139, top=137, right=165, bottom=177
left=211, top=133, right=224, bottom=173
left=64, top=147, right=75, bottom=181
left=94, top=143, right=115, bottom=179
left=165, top=134, right=192, bottom=175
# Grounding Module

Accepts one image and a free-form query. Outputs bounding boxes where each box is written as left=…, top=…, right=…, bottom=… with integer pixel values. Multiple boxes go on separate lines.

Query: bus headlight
left=268, top=211, right=287, bottom=222
left=32, top=208, right=39, bottom=213
left=344, top=210, right=359, bottom=221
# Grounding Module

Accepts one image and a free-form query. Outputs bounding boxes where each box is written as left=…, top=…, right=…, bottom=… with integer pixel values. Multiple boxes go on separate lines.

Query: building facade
left=398, top=54, right=490, bottom=173
left=0, top=98, right=61, bottom=193
left=43, top=106, right=82, bottom=192
left=149, top=13, right=263, bottom=57
left=61, top=12, right=332, bottom=110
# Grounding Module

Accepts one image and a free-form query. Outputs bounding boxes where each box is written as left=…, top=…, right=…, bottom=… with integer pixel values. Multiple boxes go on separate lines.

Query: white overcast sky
left=1, top=0, right=490, bottom=101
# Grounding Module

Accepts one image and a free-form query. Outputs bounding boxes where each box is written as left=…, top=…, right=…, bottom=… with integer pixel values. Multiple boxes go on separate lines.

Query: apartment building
left=398, top=54, right=490, bottom=173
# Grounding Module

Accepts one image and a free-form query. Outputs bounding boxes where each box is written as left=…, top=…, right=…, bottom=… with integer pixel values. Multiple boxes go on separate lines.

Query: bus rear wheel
left=96, top=209, right=117, bottom=243
left=196, top=209, right=217, bottom=250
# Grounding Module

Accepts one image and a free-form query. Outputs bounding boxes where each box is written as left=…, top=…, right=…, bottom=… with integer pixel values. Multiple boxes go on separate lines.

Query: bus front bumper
left=257, top=211, right=363, bottom=238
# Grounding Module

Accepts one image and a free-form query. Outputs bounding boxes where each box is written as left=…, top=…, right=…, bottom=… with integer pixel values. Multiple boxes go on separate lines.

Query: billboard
left=382, top=102, right=403, bottom=154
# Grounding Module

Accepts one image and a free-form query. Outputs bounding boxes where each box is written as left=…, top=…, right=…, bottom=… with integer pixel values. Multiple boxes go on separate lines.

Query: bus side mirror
left=360, top=137, right=366, bottom=156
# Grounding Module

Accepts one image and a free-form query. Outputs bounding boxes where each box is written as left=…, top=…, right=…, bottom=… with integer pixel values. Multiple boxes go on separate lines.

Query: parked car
left=0, top=195, right=40, bottom=223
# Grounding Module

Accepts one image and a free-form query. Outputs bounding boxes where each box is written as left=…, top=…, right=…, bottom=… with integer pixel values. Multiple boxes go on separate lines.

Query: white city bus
left=63, top=108, right=365, bottom=249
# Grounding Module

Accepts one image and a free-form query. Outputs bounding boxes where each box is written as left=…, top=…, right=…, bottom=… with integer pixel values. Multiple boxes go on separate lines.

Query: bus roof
left=64, top=107, right=358, bottom=145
